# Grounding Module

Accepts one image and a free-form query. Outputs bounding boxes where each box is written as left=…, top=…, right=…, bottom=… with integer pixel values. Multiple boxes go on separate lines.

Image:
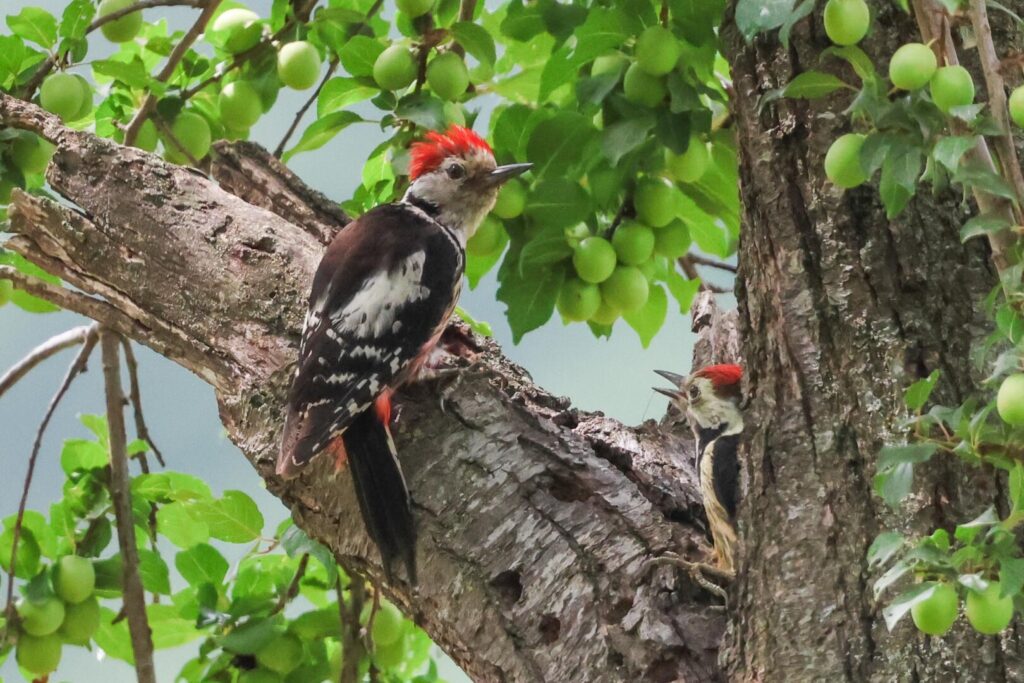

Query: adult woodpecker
left=277, top=125, right=531, bottom=584
left=655, top=364, right=743, bottom=575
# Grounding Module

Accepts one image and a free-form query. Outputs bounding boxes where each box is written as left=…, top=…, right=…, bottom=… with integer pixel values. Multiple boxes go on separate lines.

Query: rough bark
left=0, top=92, right=732, bottom=682
left=722, top=2, right=1024, bottom=681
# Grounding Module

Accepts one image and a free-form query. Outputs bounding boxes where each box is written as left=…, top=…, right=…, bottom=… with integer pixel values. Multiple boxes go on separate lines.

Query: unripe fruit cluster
left=609, top=25, right=689, bottom=109
left=15, top=555, right=100, bottom=675
left=909, top=580, right=1017, bottom=637
left=558, top=175, right=690, bottom=326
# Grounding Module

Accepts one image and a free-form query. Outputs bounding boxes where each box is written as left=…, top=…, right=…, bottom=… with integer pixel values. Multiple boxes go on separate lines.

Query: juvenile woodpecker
left=278, top=125, right=531, bottom=584
left=656, top=364, right=743, bottom=575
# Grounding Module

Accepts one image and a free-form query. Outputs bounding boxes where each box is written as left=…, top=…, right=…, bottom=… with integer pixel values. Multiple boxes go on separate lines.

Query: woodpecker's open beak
left=653, top=369, right=686, bottom=401
left=486, top=163, right=533, bottom=187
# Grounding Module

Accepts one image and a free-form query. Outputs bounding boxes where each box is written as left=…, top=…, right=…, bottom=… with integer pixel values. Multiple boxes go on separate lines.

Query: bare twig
left=101, top=330, right=156, bottom=683
left=4, top=325, right=99, bottom=616
left=338, top=572, right=366, bottom=683
left=450, top=0, right=478, bottom=57
left=19, top=0, right=207, bottom=99
left=271, top=553, right=310, bottom=614
left=687, top=254, right=738, bottom=274
left=678, top=256, right=728, bottom=293
left=0, top=325, right=93, bottom=401
left=273, top=59, right=339, bottom=158
left=968, top=0, right=1024, bottom=211
left=119, top=338, right=166, bottom=467
left=123, top=0, right=223, bottom=146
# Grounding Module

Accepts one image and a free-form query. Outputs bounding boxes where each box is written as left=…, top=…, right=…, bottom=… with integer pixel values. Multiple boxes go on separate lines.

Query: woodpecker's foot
left=646, top=552, right=732, bottom=601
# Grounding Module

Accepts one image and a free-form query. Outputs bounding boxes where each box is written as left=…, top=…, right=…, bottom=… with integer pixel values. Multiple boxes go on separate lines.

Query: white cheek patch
left=330, top=251, right=430, bottom=338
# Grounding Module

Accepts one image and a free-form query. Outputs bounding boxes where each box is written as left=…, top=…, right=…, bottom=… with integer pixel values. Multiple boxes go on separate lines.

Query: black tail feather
left=343, top=410, right=417, bottom=584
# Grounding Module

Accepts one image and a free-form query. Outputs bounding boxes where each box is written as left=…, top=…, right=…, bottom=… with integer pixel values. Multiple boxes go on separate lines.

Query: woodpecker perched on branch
left=655, top=364, right=743, bottom=576
left=278, top=125, right=531, bottom=584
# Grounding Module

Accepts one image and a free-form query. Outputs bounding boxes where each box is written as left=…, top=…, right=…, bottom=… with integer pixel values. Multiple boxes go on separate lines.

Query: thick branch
left=0, top=325, right=93, bottom=401
left=1, top=92, right=724, bottom=682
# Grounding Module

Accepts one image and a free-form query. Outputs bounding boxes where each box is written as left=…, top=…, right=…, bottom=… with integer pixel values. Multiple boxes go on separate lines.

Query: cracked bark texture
left=0, top=92, right=733, bottom=682
left=722, top=1, right=1024, bottom=681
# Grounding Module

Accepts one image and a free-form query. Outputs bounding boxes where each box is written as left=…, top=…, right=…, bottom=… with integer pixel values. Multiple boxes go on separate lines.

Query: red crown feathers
left=694, top=364, right=743, bottom=389
left=409, top=125, right=493, bottom=180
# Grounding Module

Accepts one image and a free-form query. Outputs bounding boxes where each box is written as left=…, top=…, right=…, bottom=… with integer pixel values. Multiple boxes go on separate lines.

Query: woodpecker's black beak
left=486, top=163, right=533, bottom=187
left=653, top=369, right=686, bottom=400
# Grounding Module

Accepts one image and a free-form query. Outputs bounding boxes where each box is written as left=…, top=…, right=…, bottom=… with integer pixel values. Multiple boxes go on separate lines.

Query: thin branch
left=123, top=0, right=223, bottom=146
left=119, top=337, right=166, bottom=468
left=19, top=0, right=207, bottom=100
left=150, top=116, right=202, bottom=167
left=0, top=325, right=93, bottom=401
left=912, top=0, right=1020, bottom=273
left=101, top=330, right=156, bottom=683
left=338, top=572, right=366, bottom=683
left=968, top=0, right=1024, bottom=210
left=4, top=326, right=99, bottom=617
left=687, top=254, right=738, bottom=274
left=273, top=59, right=339, bottom=158
left=180, top=20, right=299, bottom=102
left=678, top=256, right=728, bottom=293
left=271, top=553, right=309, bottom=614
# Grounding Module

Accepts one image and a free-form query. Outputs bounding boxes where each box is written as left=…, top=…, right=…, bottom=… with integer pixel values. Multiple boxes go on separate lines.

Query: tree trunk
left=721, top=2, right=1024, bottom=680
left=0, top=93, right=735, bottom=682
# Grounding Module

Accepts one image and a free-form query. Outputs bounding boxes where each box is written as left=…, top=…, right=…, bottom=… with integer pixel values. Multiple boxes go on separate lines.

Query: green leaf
left=572, top=9, right=629, bottom=63
left=452, top=22, right=496, bottom=66
left=137, top=548, right=171, bottom=594
left=283, top=111, right=363, bottom=161
left=191, top=490, right=264, bottom=543
left=0, top=36, right=27, bottom=86
left=60, top=438, right=109, bottom=474
left=317, top=77, right=377, bottom=116
left=279, top=524, right=338, bottom=584
left=873, top=559, right=910, bottom=599
left=0, top=526, right=40, bottom=579
left=686, top=217, right=730, bottom=258
left=492, top=105, right=536, bottom=162
left=955, top=505, right=999, bottom=543
left=998, top=557, right=1024, bottom=599
left=524, top=178, right=590, bottom=227
left=666, top=270, right=701, bottom=312
left=874, top=462, right=913, bottom=506
left=518, top=226, right=573, bottom=273
left=932, top=135, right=975, bottom=172
left=867, top=532, right=905, bottom=568
left=157, top=502, right=210, bottom=548
left=960, top=214, right=1012, bottom=242
left=601, top=114, right=655, bottom=165
left=1010, top=463, right=1024, bottom=512
left=338, top=36, right=384, bottom=78
left=735, top=0, right=796, bottom=41
left=879, top=148, right=922, bottom=218
left=95, top=606, right=134, bottom=663
left=59, top=0, right=95, bottom=40
left=904, top=370, right=940, bottom=410
left=878, top=443, right=938, bottom=469
left=882, top=582, right=940, bottom=631
left=6, top=8, right=58, bottom=48
left=175, top=543, right=229, bottom=587
left=782, top=71, right=850, bottom=99
left=92, top=57, right=151, bottom=89
left=148, top=604, right=202, bottom=649
left=454, top=306, right=493, bottom=337
left=823, top=45, right=878, bottom=83
left=779, top=0, right=815, bottom=48
left=497, top=261, right=565, bottom=343
left=954, top=164, right=1019, bottom=201
left=220, top=617, right=284, bottom=655
left=395, top=92, right=447, bottom=130
left=623, top=284, right=667, bottom=348
left=527, top=112, right=598, bottom=178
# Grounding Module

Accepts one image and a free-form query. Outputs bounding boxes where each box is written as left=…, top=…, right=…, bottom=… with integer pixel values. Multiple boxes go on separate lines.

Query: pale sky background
left=0, top=2, right=734, bottom=680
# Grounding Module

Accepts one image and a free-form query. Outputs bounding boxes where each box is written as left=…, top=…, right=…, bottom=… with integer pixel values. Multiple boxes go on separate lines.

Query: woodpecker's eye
left=447, top=164, right=466, bottom=180
left=689, top=385, right=700, bottom=401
